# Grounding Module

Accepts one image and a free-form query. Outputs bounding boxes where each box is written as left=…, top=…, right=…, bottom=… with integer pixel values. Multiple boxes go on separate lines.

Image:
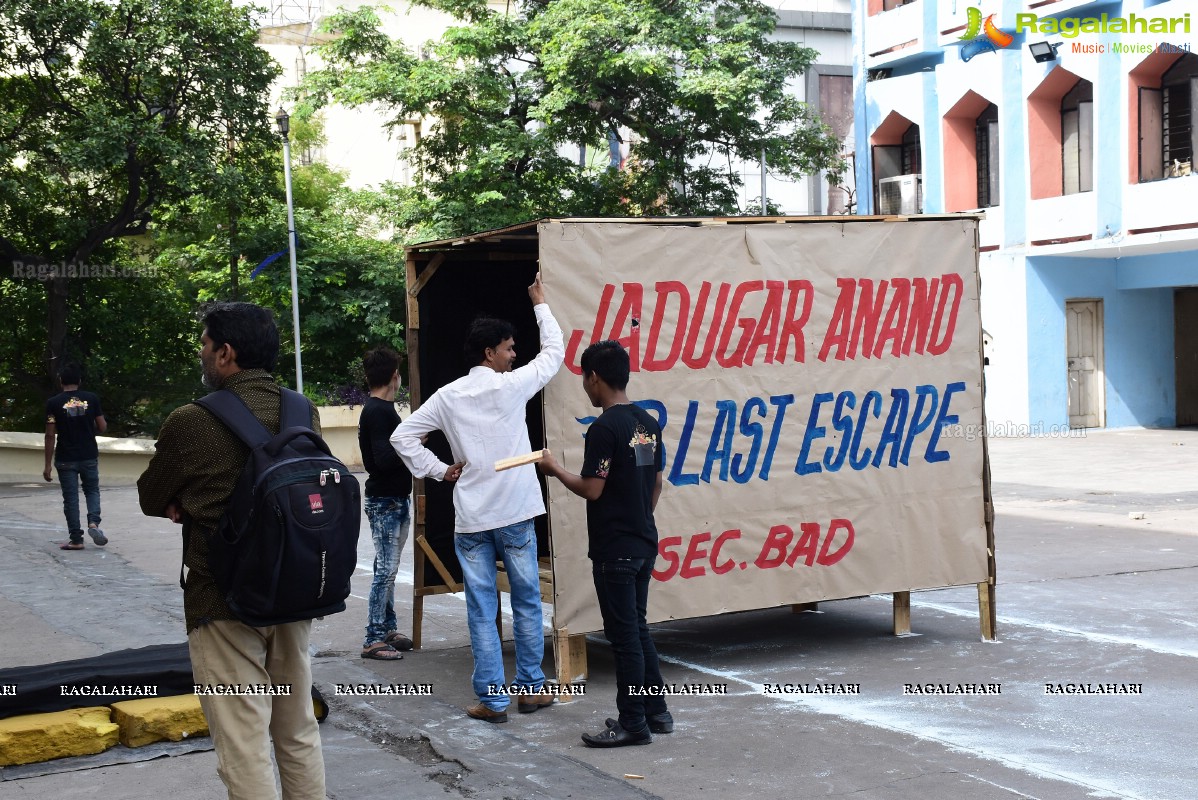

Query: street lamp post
left=275, top=107, right=303, bottom=393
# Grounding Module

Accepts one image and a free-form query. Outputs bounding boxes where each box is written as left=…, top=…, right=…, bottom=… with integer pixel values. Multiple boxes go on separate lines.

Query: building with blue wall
left=852, top=0, right=1198, bottom=430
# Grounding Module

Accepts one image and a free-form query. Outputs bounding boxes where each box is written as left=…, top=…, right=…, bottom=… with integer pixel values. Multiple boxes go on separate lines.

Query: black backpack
left=190, top=388, right=361, bottom=627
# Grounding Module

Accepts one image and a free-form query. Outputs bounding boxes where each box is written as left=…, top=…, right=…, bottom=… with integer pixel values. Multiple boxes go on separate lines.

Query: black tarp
left=0, top=642, right=327, bottom=721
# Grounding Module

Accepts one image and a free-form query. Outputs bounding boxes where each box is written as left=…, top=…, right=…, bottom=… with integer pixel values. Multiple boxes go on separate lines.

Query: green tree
left=153, top=161, right=407, bottom=404
left=298, top=0, right=844, bottom=241
left=0, top=0, right=280, bottom=397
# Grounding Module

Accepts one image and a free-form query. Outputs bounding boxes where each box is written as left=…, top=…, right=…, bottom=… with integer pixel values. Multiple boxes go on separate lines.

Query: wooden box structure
left=405, top=217, right=996, bottom=684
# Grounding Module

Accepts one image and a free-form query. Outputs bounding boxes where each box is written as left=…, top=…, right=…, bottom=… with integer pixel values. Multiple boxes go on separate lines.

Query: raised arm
left=511, top=274, right=565, bottom=398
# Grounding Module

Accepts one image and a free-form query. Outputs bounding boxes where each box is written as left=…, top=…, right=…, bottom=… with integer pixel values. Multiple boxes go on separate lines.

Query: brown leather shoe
left=466, top=703, right=509, bottom=724
left=517, top=688, right=557, bottom=714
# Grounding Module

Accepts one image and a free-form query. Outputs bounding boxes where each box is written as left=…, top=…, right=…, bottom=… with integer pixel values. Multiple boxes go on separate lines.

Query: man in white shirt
left=391, top=274, right=564, bottom=723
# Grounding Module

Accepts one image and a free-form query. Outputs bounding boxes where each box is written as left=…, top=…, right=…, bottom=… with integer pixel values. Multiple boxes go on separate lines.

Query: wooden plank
left=977, top=227, right=998, bottom=642
left=415, top=584, right=463, bottom=597
left=553, top=627, right=572, bottom=688
left=407, top=321, right=423, bottom=411
left=977, top=582, right=995, bottom=641
left=407, top=252, right=445, bottom=297
left=412, top=595, right=424, bottom=650
left=568, top=633, right=588, bottom=683
left=417, top=534, right=459, bottom=589
left=893, top=591, right=911, bottom=636
left=405, top=254, right=421, bottom=330
left=495, top=449, right=548, bottom=472
left=406, top=292, right=420, bottom=330
left=553, top=628, right=589, bottom=688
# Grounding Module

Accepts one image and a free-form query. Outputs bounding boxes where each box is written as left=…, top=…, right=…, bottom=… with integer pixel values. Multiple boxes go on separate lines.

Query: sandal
left=360, top=642, right=403, bottom=660
left=383, top=631, right=414, bottom=651
left=60, top=542, right=85, bottom=550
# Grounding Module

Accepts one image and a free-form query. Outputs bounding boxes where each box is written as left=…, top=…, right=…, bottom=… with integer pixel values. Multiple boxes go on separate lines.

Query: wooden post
left=893, top=591, right=911, bottom=636
left=977, top=267, right=999, bottom=641
left=553, top=627, right=589, bottom=691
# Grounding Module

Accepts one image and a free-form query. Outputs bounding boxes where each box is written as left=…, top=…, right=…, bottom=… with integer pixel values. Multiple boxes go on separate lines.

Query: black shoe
left=606, top=712, right=673, bottom=734
left=583, top=722, right=651, bottom=748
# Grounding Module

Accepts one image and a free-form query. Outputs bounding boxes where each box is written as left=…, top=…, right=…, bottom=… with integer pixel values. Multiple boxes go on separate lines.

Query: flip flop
left=60, top=542, right=85, bottom=551
left=360, top=642, right=403, bottom=660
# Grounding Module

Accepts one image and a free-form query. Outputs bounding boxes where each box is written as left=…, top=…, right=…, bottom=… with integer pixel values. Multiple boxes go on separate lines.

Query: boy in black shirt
left=43, top=363, right=108, bottom=550
left=358, top=347, right=415, bottom=660
left=540, top=340, right=672, bottom=747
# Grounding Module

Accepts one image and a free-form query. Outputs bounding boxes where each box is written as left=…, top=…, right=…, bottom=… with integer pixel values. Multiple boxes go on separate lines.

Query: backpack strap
left=182, top=389, right=278, bottom=592
left=195, top=390, right=273, bottom=448
left=279, top=388, right=314, bottom=430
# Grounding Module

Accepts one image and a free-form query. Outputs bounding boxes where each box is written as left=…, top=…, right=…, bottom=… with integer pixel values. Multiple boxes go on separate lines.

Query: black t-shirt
left=580, top=403, right=664, bottom=561
left=46, top=390, right=104, bottom=462
left=358, top=396, right=413, bottom=498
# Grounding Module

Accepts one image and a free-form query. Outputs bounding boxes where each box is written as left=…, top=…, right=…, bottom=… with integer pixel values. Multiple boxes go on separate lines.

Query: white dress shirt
left=390, top=303, right=565, bottom=533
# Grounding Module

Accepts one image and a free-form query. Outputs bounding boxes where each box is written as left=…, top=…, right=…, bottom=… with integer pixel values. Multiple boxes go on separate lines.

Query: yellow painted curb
left=110, top=695, right=209, bottom=748
left=0, top=707, right=119, bottom=766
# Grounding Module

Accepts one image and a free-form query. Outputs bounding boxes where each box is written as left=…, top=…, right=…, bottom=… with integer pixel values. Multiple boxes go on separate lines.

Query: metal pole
left=281, top=135, right=304, bottom=393
left=760, top=147, right=768, bottom=216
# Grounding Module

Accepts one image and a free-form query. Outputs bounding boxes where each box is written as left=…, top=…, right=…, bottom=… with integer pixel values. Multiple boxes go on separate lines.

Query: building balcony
left=863, top=0, right=939, bottom=69
left=1124, top=175, right=1198, bottom=235
left=1027, top=192, right=1096, bottom=247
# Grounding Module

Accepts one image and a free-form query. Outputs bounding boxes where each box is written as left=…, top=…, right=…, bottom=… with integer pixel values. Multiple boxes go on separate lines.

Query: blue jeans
left=56, top=459, right=101, bottom=542
left=455, top=520, right=545, bottom=711
left=363, top=496, right=411, bottom=647
left=592, top=557, right=669, bottom=733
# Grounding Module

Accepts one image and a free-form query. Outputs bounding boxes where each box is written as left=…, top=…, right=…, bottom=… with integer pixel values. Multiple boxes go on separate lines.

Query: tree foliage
left=0, top=1, right=408, bottom=434
left=298, top=0, right=845, bottom=241
left=0, top=0, right=280, bottom=394
left=152, top=162, right=407, bottom=408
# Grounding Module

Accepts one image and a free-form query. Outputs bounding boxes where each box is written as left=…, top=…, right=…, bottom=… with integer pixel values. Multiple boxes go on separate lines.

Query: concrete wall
left=0, top=405, right=394, bottom=484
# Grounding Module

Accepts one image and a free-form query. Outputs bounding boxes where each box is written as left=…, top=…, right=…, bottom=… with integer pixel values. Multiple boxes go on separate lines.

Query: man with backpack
left=138, top=302, right=327, bottom=800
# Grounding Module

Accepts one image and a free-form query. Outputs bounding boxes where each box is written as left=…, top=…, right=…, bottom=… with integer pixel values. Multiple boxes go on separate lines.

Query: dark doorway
left=1174, top=288, right=1198, bottom=426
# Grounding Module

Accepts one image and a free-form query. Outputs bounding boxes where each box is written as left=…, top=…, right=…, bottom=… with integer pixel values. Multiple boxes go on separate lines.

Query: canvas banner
left=539, top=219, right=987, bottom=634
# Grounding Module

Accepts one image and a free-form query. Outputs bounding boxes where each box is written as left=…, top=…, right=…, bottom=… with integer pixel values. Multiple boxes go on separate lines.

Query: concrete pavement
left=1, top=427, right=1196, bottom=799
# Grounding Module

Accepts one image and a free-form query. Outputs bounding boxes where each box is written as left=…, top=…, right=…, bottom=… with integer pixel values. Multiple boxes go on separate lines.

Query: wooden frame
left=404, top=216, right=997, bottom=685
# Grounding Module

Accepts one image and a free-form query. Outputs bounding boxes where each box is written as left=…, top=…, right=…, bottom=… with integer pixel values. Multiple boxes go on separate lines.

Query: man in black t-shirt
left=357, top=347, right=415, bottom=660
left=43, top=363, right=108, bottom=550
left=540, top=340, right=672, bottom=748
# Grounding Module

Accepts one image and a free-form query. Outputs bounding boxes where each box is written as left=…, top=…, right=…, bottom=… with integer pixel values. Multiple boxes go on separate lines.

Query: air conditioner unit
left=877, top=174, right=922, bottom=215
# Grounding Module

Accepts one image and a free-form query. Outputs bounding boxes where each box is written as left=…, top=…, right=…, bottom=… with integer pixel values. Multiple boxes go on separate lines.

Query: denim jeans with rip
left=364, top=496, right=411, bottom=647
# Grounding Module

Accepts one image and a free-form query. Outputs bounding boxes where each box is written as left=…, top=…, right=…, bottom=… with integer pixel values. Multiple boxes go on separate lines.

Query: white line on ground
left=655, top=652, right=1149, bottom=800
left=880, top=595, right=1198, bottom=659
